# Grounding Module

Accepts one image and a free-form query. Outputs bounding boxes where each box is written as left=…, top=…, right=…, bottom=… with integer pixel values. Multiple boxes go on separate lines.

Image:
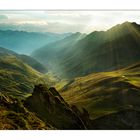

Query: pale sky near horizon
left=0, top=11, right=140, bottom=33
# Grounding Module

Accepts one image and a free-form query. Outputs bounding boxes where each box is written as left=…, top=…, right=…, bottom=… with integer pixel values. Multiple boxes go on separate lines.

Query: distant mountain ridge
left=0, top=30, right=71, bottom=54
left=32, top=21, right=140, bottom=79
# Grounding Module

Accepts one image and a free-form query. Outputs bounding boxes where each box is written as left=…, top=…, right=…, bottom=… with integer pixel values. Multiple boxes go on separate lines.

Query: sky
left=0, top=11, right=140, bottom=33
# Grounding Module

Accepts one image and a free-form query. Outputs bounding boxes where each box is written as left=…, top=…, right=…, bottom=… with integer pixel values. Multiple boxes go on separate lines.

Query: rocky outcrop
left=24, top=84, right=87, bottom=129
left=0, top=92, right=53, bottom=130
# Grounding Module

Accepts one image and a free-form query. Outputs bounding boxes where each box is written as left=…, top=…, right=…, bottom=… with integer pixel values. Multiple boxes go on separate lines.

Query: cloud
left=0, top=22, right=86, bottom=33
left=0, top=11, right=140, bottom=33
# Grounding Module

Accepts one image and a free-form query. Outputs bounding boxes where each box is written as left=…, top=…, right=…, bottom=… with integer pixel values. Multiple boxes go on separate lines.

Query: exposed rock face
left=1, top=85, right=140, bottom=130
left=24, top=84, right=87, bottom=129
left=0, top=92, right=53, bottom=130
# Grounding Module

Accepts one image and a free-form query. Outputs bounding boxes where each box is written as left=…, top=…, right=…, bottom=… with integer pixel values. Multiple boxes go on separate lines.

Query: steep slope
left=0, top=52, right=44, bottom=98
left=60, top=62, right=140, bottom=120
left=0, top=92, right=53, bottom=130
left=1, top=82, right=140, bottom=130
left=31, top=32, right=86, bottom=77
left=0, top=57, right=40, bottom=98
left=0, top=30, right=71, bottom=54
left=91, top=108, right=140, bottom=130
left=0, top=47, right=47, bottom=73
left=18, top=55, right=47, bottom=73
left=32, top=22, right=140, bottom=79
left=0, top=84, right=91, bottom=130
left=24, top=84, right=88, bottom=129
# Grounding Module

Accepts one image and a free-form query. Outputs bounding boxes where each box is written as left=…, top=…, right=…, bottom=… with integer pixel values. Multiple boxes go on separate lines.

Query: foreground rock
left=24, top=84, right=87, bottom=129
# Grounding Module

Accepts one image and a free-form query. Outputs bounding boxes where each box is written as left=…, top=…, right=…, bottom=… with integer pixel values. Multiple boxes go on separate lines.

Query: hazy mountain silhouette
left=0, top=30, right=71, bottom=54
left=31, top=32, right=86, bottom=77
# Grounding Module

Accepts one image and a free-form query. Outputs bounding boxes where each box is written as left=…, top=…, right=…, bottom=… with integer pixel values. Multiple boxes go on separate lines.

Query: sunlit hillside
left=61, top=62, right=140, bottom=119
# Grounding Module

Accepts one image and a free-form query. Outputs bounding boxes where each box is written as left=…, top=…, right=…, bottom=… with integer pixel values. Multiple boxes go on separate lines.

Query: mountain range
left=32, top=22, right=140, bottom=79
left=1, top=21, right=140, bottom=129
left=0, top=30, right=71, bottom=54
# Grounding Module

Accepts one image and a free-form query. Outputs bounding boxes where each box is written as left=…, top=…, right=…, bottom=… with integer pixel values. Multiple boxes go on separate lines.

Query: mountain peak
left=108, top=21, right=139, bottom=32
left=121, top=21, right=137, bottom=25
left=120, top=21, right=139, bottom=27
left=122, top=21, right=132, bottom=25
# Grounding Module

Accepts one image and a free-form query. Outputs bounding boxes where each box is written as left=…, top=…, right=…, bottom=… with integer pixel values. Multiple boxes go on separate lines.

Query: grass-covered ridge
left=60, top=62, right=140, bottom=119
left=0, top=54, right=43, bottom=98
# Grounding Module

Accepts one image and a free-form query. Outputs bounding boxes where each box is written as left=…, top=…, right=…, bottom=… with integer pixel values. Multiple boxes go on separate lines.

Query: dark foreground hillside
left=91, top=109, right=140, bottom=130
left=0, top=90, right=53, bottom=129
left=1, top=83, right=140, bottom=130
left=0, top=84, right=90, bottom=130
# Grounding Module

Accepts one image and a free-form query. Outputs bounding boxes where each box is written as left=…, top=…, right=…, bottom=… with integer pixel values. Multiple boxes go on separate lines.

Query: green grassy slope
left=0, top=54, right=43, bottom=98
left=0, top=47, right=48, bottom=73
left=0, top=49, right=90, bottom=129
left=19, top=54, right=47, bottom=73
left=60, top=62, right=140, bottom=119
left=0, top=47, right=50, bottom=98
